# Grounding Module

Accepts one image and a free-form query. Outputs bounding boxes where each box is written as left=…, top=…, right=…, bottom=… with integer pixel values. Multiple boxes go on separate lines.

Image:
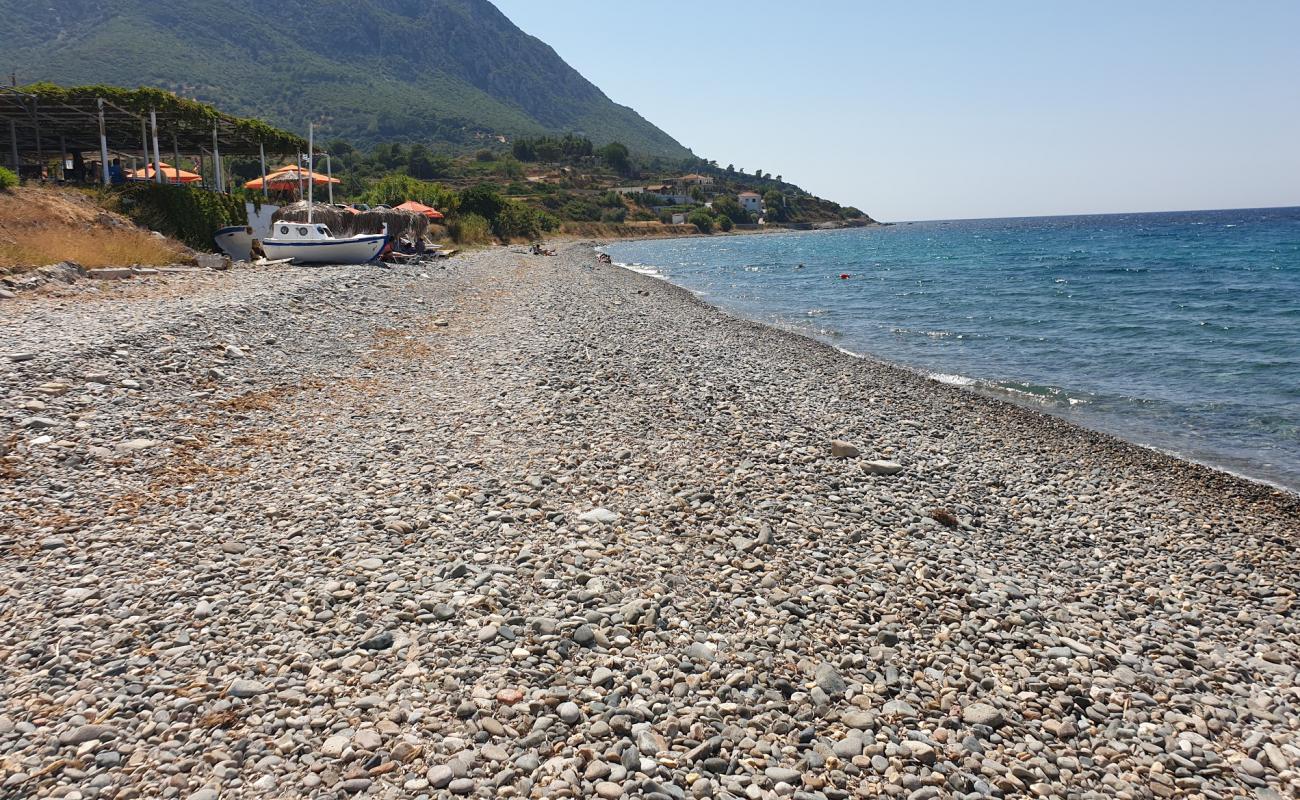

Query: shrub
left=458, top=183, right=507, bottom=222
left=687, top=210, right=714, bottom=234
left=360, top=173, right=458, bottom=214
left=0, top=166, right=16, bottom=191
left=561, top=200, right=601, bottom=222
left=112, top=183, right=246, bottom=250
left=494, top=201, right=557, bottom=241
left=475, top=149, right=495, bottom=162
left=597, top=190, right=624, bottom=208
left=601, top=207, right=627, bottom=224
left=716, top=214, right=733, bottom=232
left=448, top=213, right=492, bottom=245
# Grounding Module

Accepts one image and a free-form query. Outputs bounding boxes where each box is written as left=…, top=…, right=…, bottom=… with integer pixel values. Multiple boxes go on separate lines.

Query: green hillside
left=1, top=0, right=692, bottom=159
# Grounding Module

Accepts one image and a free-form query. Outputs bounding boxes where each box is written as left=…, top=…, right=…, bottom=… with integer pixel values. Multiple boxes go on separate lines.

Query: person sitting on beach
left=249, top=239, right=267, bottom=262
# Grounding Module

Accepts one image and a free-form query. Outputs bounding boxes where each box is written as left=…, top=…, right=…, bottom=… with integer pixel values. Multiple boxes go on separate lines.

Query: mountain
left=2, top=0, right=692, bottom=159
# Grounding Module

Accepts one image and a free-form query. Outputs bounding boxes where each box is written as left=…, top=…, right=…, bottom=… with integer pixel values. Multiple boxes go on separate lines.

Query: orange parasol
left=128, top=161, right=202, bottom=184
left=245, top=165, right=341, bottom=191
left=394, top=200, right=446, bottom=219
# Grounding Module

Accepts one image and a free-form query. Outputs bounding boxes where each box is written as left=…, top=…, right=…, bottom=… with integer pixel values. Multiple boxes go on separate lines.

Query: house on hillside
left=678, top=173, right=715, bottom=187
left=738, top=191, right=764, bottom=215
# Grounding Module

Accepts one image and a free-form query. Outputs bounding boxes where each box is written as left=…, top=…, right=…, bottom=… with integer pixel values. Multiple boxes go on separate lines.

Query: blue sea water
left=602, top=208, right=1300, bottom=492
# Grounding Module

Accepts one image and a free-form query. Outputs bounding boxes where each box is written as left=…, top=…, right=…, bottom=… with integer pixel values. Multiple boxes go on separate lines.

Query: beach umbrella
left=394, top=200, right=446, bottom=219
left=127, top=161, right=202, bottom=184
left=245, top=166, right=340, bottom=191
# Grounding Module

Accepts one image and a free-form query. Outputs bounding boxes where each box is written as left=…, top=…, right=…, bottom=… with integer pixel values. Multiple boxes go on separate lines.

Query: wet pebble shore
left=1, top=244, right=1297, bottom=799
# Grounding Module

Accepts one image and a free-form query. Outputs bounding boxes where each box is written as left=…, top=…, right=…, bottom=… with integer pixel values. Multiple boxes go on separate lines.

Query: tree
left=407, top=144, right=450, bottom=180
left=711, top=195, right=751, bottom=226
left=726, top=164, right=735, bottom=173
left=775, top=175, right=782, bottom=184
left=687, top=210, right=714, bottom=233
left=598, top=142, right=631, bottom=175
left=512, top=139, right=537, bottom=161
left=763, top=190, right=789, bottom=222
left=458, top=183, right=507, bottom=221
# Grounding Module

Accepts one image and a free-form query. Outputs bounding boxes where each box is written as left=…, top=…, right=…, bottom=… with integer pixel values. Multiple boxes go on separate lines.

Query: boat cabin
left=272, top=223, right=334, bottom=240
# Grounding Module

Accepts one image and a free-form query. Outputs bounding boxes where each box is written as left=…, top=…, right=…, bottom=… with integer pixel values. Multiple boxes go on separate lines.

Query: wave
left=928, top=372, right=1090, bottom=406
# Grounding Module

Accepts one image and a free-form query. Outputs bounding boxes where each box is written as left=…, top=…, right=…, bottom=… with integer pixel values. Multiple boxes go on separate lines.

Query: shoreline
left=593, top=235, right=1300, bottom=497
left=2, top=243, right=1297, bottom=797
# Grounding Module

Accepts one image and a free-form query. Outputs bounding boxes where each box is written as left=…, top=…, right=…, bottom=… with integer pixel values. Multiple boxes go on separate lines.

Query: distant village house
left=738, top=191, right=764, bottom=215
left=678, top=173, right=715, bottom=187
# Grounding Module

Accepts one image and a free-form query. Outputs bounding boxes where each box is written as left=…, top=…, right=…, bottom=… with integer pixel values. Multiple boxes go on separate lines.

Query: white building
left=738, top=191, right=764, bottom=215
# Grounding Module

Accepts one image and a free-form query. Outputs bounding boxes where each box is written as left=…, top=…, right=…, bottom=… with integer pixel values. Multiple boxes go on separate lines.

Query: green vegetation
left=3, top=0, right=692, bottom=158
left=0, top=167, right=16, bottom=192
left=111, top=183, right=247, bottom=250
left=447, top=214, right=492, bottom=246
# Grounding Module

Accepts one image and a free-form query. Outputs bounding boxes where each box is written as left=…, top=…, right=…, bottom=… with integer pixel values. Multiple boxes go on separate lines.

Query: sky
left=491, top=0, right=1300, bottom=222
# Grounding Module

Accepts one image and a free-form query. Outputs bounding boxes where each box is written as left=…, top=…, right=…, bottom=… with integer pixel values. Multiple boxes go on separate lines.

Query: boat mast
left=307, top=123, right=314, bottom=225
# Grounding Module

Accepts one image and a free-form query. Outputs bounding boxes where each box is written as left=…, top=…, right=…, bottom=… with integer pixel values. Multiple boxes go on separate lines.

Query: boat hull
left=263, top=234, right=387, bottom=265
left=214, top=225, right=254, bottom=261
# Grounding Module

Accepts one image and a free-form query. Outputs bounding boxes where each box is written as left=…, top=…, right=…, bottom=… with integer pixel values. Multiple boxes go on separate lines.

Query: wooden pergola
left=0, top=83, right=308, bottom=193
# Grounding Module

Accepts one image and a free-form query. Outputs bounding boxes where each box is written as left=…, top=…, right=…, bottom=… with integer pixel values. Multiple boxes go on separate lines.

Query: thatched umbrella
left=272, top=202, right=430, bottom=241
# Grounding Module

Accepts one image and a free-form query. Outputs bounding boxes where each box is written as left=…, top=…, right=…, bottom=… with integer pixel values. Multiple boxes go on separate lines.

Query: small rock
left=578, top=507, right=620, bottom=524
left=962, top=702, right=1004, bottom=728
left=814, top=662, right=846, bottom=696
left=557, top=701, right=582, bottom=725
left=1238, top=758, right=1266, bottom=779
left=321, top=735, right=349, bottom=758
left=359, top=631, right=394, bottom=651
left=391, top=741, right=423, bottom=763
left=227, top=679, right=267, bottom=698
left=765, top=766, right=801, bottom=785
left=830, top=439, right=860, bottom=458
left=59, top=724, right=118, bottom=745
left=427, top=765, right=454, bottom=788
left=863, top=460, right=904, bottom=475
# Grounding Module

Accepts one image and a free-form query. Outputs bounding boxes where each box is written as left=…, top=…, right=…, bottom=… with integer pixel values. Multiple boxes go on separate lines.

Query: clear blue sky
left=491, top=0, right=1300, bottom=221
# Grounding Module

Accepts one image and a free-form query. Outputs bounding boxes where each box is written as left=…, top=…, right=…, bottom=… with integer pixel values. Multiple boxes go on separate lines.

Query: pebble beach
left=2, top=243, right=1297, bottom=800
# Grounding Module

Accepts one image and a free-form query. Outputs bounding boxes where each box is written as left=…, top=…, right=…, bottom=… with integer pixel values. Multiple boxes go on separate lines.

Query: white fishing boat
left=261, top=123, right=388, bottom=265
left=214, top=224, right=254, bottom=261
left=262, top=221, right=388, bottom=264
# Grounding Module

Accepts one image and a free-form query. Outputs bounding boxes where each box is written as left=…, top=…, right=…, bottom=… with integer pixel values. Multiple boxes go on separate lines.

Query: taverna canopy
left=394, top=200, right=445, bottom=219
left=1, top=83, right=306, bottom=158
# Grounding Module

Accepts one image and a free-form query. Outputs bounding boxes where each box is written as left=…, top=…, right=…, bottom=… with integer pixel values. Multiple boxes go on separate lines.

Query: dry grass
left=0, top=186, right=187, bottom=272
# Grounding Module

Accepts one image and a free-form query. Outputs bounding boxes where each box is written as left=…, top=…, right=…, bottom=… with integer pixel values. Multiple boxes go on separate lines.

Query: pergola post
left=8, top=119, right=18, bottom=174
left=325, top=153, right=333, bottom=205
left=212, top=124, right=223, bottom=193
left=172, top=135, right=181, bottom=186
left=59, top=135, right=66, bottom=180
left=150, top=110, right=163, bottom=184
left=259, top=140, right=267, bottom=198
left=30, top=99, right=42, bottom=174
left=140, top=118, right=149, bottom=181
left=96, top=98, right=110, bottom=186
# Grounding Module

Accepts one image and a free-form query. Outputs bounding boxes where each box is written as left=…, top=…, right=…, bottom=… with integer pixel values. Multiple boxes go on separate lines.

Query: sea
left=601, top=207, right=1300, bottom=492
